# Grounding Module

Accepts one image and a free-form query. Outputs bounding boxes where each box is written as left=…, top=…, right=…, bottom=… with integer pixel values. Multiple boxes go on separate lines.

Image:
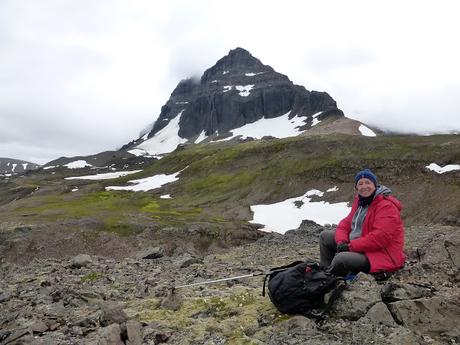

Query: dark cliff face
left=148, top=47, right=343, bottom=140
left=0, top=158, right=40, bottom=174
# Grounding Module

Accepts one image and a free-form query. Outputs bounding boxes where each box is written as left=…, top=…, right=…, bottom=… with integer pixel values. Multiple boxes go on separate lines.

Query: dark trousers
left=319, top=230, right=370, bottom=276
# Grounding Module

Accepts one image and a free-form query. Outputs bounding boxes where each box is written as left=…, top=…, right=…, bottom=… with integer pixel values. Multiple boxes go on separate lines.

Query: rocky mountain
left=1, top=48, right=459, bottom=344
left=42, top=150, right=153, bottom=170
left=122, top=48, right=370, bottom=157
left=0, top=157, right=40, bottom=175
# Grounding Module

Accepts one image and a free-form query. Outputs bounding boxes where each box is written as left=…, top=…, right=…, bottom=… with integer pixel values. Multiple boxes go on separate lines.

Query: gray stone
left=100, top=302, right=128, bottom=326
left=176, top=254, right=203, bottom=268
left=126, top=320, right=143, bottom=345
left=160, top=289, right=183, bottom=311
left=389, top=295, right=460, bottom=337
left=70, top=254, right=92, bottom=268
left=386, top=327, right=423, bottom=345
left=381, top=282, right=435, bottom=302
left=98, top=323, right=124, bottom=345
left=273, top=315, right=317, bottom=334
left=445, top=239, right=460, bottom=268
left=362, top=302, right=396, bottom=326
left=0, top=328, right=30, bottom=344
left=135, top=246, right=164, bottom=260
left=30, top=320, right=49, bottom=334
left=334, top=272, right=382, bottom=320
left=0, top=291, right=11, bottom=303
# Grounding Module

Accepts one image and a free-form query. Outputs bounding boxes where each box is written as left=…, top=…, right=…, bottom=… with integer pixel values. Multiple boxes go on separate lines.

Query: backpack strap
left=262, top=273, right=270, bottom=297
left=261, top=260, right=305, bottom=297
left=307, top=279, right=347, bottom=320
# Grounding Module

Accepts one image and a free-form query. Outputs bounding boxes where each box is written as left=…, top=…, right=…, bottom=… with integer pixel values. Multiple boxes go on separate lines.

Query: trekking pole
left=173, top=267, right=289, bottom=291
left=174, top=272, right=264, bottom=290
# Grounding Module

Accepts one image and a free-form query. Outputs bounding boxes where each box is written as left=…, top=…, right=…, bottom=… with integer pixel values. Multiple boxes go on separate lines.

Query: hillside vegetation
left=1, top=134, right=459, bottom=262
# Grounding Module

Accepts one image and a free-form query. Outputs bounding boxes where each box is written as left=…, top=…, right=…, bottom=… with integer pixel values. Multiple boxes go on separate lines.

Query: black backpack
left=263, top=261, right=345, bottom=317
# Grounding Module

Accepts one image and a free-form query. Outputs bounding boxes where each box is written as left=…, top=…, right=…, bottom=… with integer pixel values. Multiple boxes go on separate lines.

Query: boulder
left=175, top=253, right=203, bottom=268
left=126, top=320, right=143, bottom=345
left=70, top=254, right=93, bottom=268
left=273, top=315, right=317, bottom=334
left=334, top=273, right=382, bottom=320
left=160, top=289, right=183, bottom=311
left=135, top=246, right=164, bottom=260
left=97, top=323, right=124, bottom=345
left=385, top=327, right=423, bottom=345
left=100, top=302, right=128, bottom=326
left=388, top=294, right=460, bottom=338
left=362, top=302, right=396, bottom=327
left=381, top=282, right=435, bottom=302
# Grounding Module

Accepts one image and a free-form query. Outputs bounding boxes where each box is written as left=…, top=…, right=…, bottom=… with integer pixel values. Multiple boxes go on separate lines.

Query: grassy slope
left=1, top=134, right=460, bottom=237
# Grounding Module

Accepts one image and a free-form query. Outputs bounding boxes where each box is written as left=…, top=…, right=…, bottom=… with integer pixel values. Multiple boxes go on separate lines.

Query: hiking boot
left=345, top=273, right=357, bottom=282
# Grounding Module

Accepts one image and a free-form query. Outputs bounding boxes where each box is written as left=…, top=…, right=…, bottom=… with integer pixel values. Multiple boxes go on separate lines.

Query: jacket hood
left=375, top=185, right=392, bottom=197
left=375, top=185, right=402, bottom=211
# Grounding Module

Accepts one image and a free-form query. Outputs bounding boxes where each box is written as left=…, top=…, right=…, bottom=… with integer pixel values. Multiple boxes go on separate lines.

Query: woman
left=319, top=169, right=405, bottom=276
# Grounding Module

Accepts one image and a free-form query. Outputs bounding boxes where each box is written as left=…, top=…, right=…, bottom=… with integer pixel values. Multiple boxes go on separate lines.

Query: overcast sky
left=1, top=0, right=459, bottom=164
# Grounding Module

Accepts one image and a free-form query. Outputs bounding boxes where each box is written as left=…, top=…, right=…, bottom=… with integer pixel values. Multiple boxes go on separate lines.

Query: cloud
left=1, top=0, right=460, bottom=164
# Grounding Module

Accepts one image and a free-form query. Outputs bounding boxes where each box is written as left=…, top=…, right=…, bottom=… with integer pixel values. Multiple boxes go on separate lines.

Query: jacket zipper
left=353, top=207, right=363, bottom=235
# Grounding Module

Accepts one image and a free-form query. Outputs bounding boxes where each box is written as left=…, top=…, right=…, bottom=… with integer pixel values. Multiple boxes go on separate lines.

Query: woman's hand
left=336, top=242, right=350, bottom=253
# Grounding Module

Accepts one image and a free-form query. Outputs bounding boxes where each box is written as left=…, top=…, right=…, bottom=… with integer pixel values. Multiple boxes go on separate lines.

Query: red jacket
left=335, top=194, right=405, bottom=273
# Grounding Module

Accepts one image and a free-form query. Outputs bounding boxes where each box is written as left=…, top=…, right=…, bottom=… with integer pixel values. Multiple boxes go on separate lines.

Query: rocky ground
left=0, top=222, right=459, bottom=345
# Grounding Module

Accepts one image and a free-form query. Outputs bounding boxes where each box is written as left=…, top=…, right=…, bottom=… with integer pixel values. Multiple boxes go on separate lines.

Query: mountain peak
left=124, top=48, right=345, bottom=157
left=201, top=47, right=272, bottom=82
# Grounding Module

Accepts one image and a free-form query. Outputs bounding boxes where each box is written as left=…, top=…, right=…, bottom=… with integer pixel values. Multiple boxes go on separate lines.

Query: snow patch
left=214, top=111, right=307, bottom=142
left=160, top=194, right=171, bottom=199
left=311, top=111, right=323, bottom=127
left=71, top=188, right=79, bottom=192
left=245, top=72, right=265, bottom=76
left=359, top=125, right=377, bottom=137
left=127, top=149, right=147, bottom=157
left=223, top=84, right=255, bottom=96
left=426, top=163, right=460, bottom=174
left=65, top=170, right=143, bottom=180
left=64, top=160, right=92, bottom=169
left=326, top=186, right=339, bottom=192
left=250, top=188, right=350, bottom=234
left=223, top=70, right=229, bottom=75
left=134, top=110, right=187, bottom=156
left=106, top=171, right=181, bottom=192
left=195, top=130, right=207, bottom=144
left=235, top=85, right=254, bottom=97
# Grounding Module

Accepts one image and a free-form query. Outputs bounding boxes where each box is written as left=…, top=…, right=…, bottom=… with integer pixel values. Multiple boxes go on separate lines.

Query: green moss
left=181, top=170, right=258, bottom=204
left=125, top=287, right=283, bottom=343
left=103, top=219, right=139, bottom=236
left=9, top=189, right=206, bottom=233
left=81, top=271, right=102, bottom=282
left=140, top=201, right=160, bottom=212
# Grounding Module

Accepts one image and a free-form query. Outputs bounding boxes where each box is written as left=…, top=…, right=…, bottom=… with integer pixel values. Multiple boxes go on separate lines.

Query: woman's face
left=356, top=178, right=376, bottom=197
